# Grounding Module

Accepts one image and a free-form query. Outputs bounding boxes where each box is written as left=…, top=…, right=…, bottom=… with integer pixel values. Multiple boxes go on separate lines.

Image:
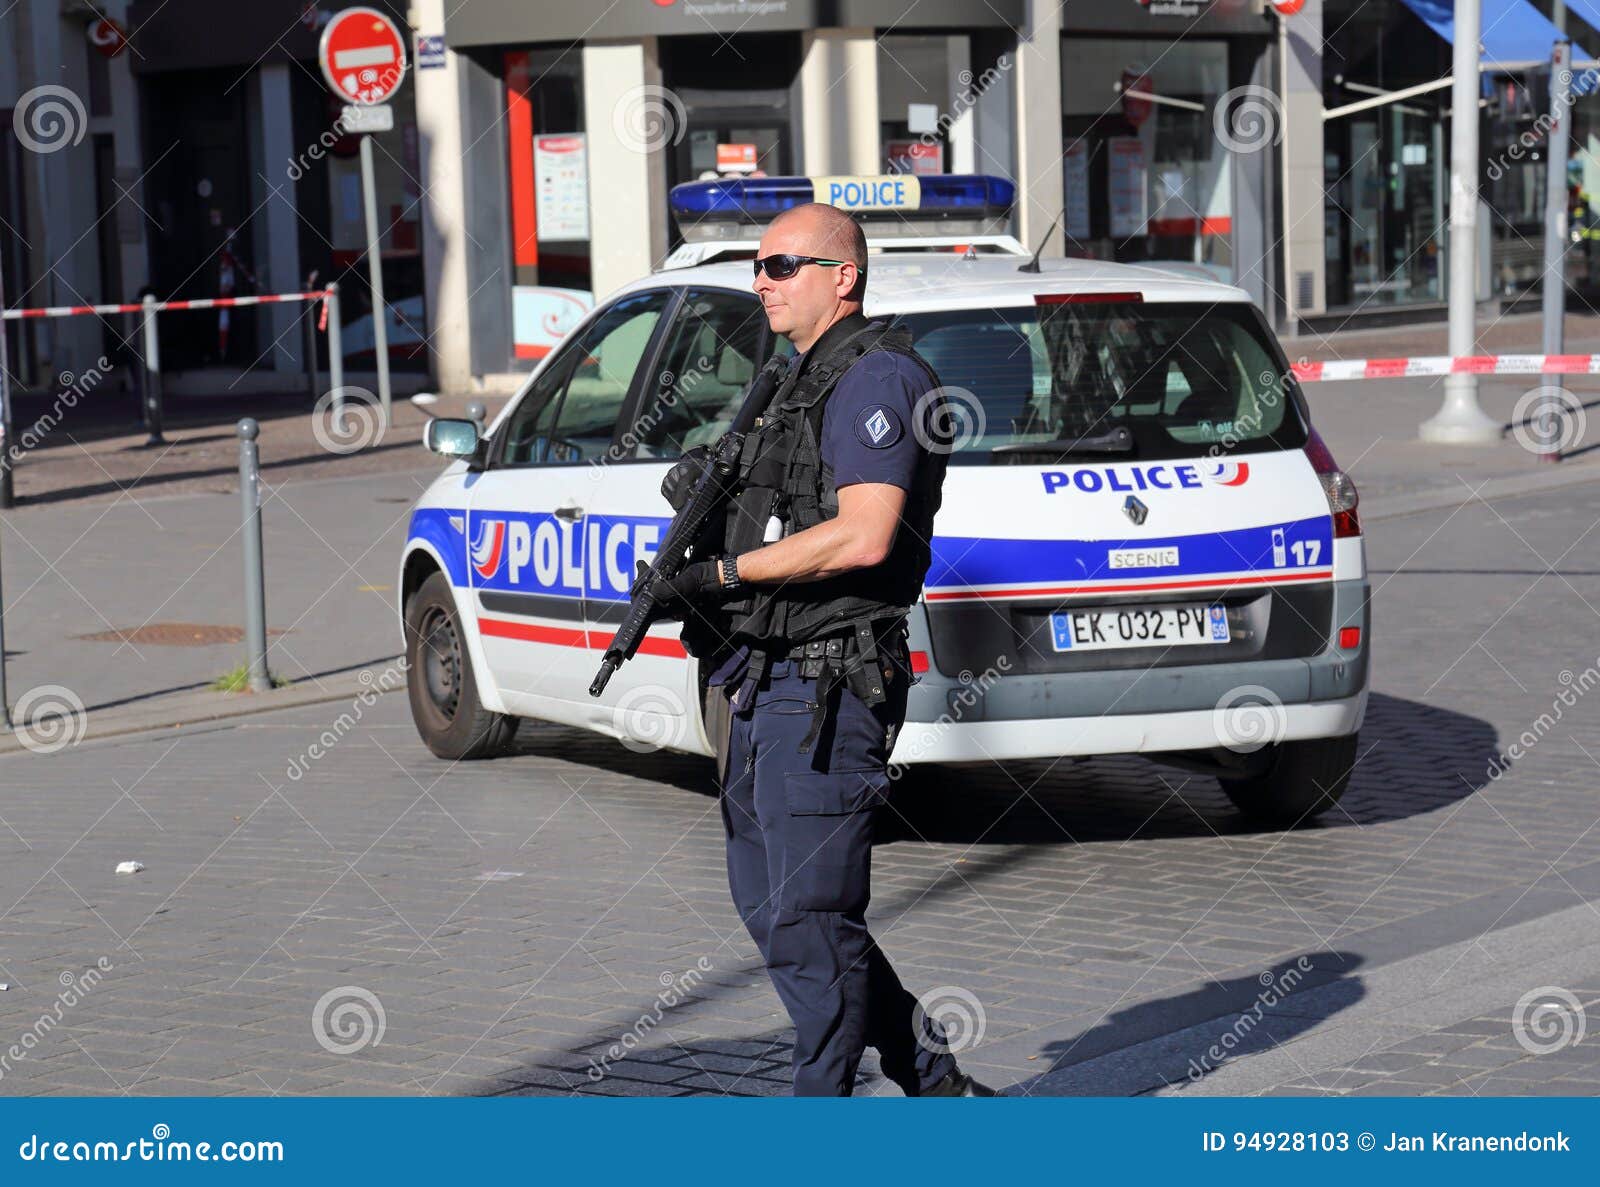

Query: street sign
left=341, top=104, right=394, bottom=134
left=318, top=7, right=408, bottom=107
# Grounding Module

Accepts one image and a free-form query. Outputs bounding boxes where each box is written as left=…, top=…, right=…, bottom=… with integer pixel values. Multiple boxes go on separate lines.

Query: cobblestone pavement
left=1, top=479, right=1598, bottom=1097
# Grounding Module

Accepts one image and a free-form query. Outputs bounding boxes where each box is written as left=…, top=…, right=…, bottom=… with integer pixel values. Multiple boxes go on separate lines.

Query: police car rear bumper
left=891, top=692, right=1366, bottom=764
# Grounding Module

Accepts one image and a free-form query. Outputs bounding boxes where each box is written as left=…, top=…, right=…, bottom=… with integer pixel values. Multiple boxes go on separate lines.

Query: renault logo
left=1123, top=495, right=1148, bottom=526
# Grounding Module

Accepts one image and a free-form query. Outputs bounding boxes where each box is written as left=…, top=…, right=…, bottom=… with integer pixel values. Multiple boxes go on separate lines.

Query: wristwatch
left=718, top=554, right=742, bottom=591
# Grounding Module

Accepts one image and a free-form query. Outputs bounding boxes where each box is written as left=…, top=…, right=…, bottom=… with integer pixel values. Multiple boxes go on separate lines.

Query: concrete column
left=256, top=64, right=302, bottom=373
left=106, top=5, right=147, bottom=301
left=414, top=0, right=474, bottom=393
left=583, top=39, right=670, bottom=299
left=945, top=36, right=975, bottom=175
left=799, top=30, right=880, bottom=175
left=1279, top=0, right=1327, bottom=323
left=1013, top=0, right=1065, bottom=254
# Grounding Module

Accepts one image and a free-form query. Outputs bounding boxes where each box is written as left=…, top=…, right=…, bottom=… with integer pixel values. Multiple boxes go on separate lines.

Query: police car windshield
left=894, top=301, right=1306, bottom=463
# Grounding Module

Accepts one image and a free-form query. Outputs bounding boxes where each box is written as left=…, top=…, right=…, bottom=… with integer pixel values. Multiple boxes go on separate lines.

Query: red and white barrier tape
left=1294, top=355, right=1600, bottom=382
left=0, top=289, right=330, bottom=321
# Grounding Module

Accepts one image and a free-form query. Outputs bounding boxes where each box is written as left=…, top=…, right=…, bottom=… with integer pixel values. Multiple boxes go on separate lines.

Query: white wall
left=582, top=39, right=670, bottom=300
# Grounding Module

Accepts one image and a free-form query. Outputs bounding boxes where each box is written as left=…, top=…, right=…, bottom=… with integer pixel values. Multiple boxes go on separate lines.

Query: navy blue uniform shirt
left=706, top=340, right=936, bottom=685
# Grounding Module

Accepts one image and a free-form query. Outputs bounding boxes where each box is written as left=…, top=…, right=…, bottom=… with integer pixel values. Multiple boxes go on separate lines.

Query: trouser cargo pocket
left=780, top=768, right=887, bottom=913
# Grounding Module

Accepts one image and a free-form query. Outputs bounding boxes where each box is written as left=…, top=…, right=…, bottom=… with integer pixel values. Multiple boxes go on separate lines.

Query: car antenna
left=1018, top=210, right=1063, bottom=273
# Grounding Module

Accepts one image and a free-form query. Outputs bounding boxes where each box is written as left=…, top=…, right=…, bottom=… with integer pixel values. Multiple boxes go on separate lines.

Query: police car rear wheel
left=405, top=571, right=517, bottom=760
left=1218, top=733, right=1357, bottom=826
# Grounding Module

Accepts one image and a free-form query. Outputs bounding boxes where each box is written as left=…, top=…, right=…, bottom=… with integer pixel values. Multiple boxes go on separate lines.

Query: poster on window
left=1064, top=140, right=1091, bottom=240
left=1108, top=137, right=1147, bottom=238
left=534, top=134, right=589, bottom=241
left=885, top=140, right=942, bottom=176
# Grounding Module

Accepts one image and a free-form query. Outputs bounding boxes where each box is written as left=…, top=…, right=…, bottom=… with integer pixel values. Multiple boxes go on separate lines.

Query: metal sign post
left=319, top=8, right=407, bottom=434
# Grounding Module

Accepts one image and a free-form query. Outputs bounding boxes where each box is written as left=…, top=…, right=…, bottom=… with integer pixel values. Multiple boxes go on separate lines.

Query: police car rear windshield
left=894, top=301, right=1307, bottom=463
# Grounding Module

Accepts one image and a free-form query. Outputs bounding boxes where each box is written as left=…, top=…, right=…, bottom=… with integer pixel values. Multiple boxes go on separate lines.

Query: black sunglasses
left=753, top=254, right=845, bottom=281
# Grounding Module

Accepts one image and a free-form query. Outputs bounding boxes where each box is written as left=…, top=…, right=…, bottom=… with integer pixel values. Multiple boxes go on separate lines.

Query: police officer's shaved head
left=754, top=203, right=869, bottom=352
left=770, top=203, right=868, bottom=274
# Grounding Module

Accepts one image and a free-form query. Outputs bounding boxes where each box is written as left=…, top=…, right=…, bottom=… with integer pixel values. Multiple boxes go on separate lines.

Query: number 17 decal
left=1289, top=539, right=1322, bottom=566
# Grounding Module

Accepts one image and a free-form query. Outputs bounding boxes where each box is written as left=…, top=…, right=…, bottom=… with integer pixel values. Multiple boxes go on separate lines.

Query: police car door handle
left=554, top=502, right=585, bottom=522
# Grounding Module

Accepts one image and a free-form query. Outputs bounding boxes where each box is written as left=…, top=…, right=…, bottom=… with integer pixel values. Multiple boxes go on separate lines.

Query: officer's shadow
left=1007, top=949, right=1368, bottom=1096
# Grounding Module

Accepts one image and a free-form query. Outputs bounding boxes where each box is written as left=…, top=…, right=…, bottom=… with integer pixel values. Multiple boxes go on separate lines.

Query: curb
left=1362, top=458, right=1600, bottom=523
left=0, top=659, right=405, bottom=757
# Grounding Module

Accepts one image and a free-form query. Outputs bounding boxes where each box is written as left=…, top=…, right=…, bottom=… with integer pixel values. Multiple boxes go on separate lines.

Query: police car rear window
left=895, top=302, right=1306, bottom=462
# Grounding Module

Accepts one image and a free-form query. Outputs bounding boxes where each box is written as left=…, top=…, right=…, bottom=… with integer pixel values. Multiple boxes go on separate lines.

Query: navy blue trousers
left=718, top=648, right=957, bottom=1096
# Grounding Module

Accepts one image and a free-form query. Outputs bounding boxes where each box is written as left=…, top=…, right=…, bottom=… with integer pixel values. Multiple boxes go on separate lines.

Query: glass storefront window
left=1060, top=38, right=1233, bottom=284
left=878, top=35, right=965, bottom=175
left=505, top=47, right=592, bottom=363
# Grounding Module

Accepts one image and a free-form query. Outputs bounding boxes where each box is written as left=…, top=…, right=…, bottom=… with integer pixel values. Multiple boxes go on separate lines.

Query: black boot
left=921, top=1068, right=998, bottom=1097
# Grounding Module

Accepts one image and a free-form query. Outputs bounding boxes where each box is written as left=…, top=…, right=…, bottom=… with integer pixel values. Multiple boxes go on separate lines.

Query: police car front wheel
left=404, top=570, right=518, bottom=760
left=1217, top=733, right=1358, bottom=827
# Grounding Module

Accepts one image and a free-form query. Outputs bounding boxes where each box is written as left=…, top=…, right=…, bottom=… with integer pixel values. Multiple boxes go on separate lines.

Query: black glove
left=660, top=445, right=713, bottom=511
left=653, top=560, right=725, bottom=619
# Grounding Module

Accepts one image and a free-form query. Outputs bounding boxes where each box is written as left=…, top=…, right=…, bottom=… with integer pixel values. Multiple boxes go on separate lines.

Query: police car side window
left=622, top=288, right=768, bottom=459
left=497, top=290, right=671, bottom=466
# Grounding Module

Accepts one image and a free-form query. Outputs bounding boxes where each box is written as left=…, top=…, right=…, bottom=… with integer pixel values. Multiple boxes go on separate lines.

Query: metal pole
left=326, top=283, right=344, bottom=419
left=237, top=418, right=271, bottom=694
left=359, top=135, right=391, bottom=432
left=1543, top=42, right=1573, bottom=369
left=303, top=298, right=318, bottom=404
left=1422, top=0, right=1502, bottom=444
left=0, top=245, right=13, bottom=511
left=0, top=244, right=8, bottom=722
left=141, top=294, right=166, bottom=446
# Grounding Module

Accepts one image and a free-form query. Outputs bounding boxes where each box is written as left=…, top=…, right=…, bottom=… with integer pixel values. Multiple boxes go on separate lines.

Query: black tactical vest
left=716, top=313, right=949, bottom=646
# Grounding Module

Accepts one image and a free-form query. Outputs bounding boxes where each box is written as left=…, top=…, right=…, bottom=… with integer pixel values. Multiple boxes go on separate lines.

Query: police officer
left=658, top=202, right=995, bottom=1097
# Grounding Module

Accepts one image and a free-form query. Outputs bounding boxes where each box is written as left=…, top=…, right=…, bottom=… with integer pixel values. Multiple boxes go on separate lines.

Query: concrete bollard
left=237, top=419, right=272, bottom=693
left=141, top=295, right=166, bottom=447
left=467, top=401, right=486, bottom=432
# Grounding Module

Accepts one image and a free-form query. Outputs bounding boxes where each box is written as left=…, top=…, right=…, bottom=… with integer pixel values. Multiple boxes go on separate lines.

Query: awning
left=1397, top=0, right=1587, bottom=69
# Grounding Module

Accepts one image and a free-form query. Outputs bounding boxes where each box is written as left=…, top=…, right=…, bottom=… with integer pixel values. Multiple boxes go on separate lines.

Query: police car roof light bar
left=669, top=173, right=1017, bottom=232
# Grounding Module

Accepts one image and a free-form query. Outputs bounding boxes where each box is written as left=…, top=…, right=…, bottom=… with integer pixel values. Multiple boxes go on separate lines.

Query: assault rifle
left=588, top=356, right=786, bottom=697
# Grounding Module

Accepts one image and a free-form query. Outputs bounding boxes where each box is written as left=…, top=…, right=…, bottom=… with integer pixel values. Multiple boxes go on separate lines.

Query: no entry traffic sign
left=318, top=7, right=408, bottom=107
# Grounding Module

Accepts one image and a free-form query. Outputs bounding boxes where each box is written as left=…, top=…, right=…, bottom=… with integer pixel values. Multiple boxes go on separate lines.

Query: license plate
left=1049, top=603, right=1230, bottom=652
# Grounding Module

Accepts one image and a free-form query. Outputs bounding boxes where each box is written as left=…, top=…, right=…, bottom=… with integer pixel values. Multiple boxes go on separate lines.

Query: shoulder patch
left=855, top=404, right=903, bottom=449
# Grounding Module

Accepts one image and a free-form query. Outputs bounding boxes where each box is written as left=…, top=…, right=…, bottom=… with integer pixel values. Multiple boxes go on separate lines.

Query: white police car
left=399, top=175, right=1367, bottom=825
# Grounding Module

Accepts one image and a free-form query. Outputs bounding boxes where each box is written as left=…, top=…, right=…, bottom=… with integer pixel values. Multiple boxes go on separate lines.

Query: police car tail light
left=1339, top=626, right=1362, bottom=650
left=1304, top=427, right=1361, bottom=538
left=909, top=650, right=930, bottom=674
